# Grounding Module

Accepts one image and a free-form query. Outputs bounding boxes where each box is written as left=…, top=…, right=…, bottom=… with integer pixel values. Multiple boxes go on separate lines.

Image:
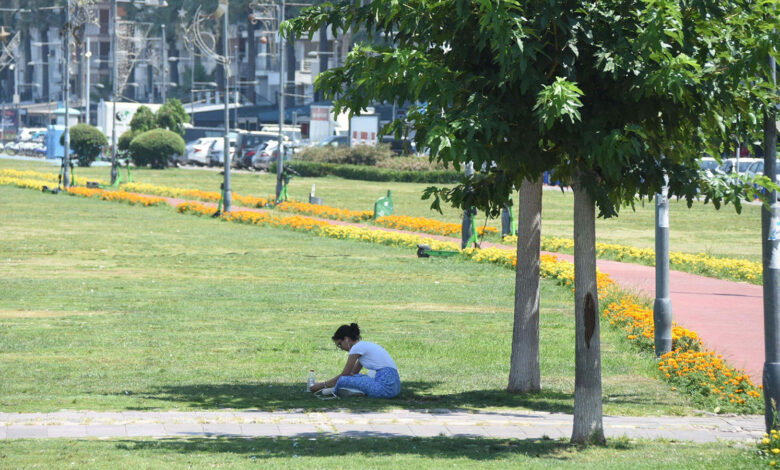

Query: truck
left=96, top=100, right=162, bottom=145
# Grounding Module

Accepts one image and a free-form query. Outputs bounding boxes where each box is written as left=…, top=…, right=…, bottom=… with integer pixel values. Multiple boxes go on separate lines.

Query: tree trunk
left=285, top=36, right=296, bottom=108
left=571, top=180, right=605, bottom=445
left=315, top=24, right=328, bottom=102
left=508, top=176, right=542, bottom=392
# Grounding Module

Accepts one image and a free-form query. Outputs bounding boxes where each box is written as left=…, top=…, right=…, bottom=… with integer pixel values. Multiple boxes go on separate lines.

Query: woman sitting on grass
left=309, top=323, right=401, bottom=398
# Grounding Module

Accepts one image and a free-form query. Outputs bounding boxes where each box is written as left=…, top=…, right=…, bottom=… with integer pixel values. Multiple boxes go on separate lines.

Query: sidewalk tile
left=445, top=425, right=490, bottom=437
left=87, top=425, right=126, bottom=438
left=0, top=426, right=5, bottom=439
left=277, top=424, right=320, bottom=437
left=47, top=425, right=88, bottom=438
left=203, top=424, right=242, bottom=436
left=164, top=424, right=205, bottom=436
left=126, top=424, right=166, bottom=437
left=410, top=425, right=450, bottom=438
left=368, top=424, right=414, bottom=436
left=7, top=426, right=47, bottom=439
left=483, top=426, right=532, bottom=439
left=241, top=424, right=280, bottom=437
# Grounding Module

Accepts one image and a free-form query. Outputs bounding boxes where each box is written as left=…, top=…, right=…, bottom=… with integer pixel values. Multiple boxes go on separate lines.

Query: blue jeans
left=334, top=367, right=401, bottom=398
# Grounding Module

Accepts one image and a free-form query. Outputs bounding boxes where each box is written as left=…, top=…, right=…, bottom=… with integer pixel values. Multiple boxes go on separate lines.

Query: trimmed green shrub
left=117, top=129, right=138, bottom=153
left=375, top=155, right=449, bottom=172
left=295, top=144, right=394, bottom=166
left=272, top=160, right=460, bottom=183
left=60, top=124, right=108, bottom=167
left=129, top=129, right=185, bottom=169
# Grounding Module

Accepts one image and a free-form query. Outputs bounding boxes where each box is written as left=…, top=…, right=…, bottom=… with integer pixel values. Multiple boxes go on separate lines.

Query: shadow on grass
left=113, top=436, right=596, bottom=462
left=124, top=381, right=582, bottom=413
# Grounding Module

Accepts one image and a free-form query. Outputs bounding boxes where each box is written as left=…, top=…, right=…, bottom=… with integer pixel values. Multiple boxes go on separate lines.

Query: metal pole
left=63, top=2, right=72, bottom=188
left=85, top=37, right=90, bottom=126
left=191, top=50, right=195, bottom=125
left=222, top=0, right=231, bottom=213
left=110, top=0, right=118, bottom=184
left=275, top=0, right=286, bottom=201
left=653, top=178, right=672, bottom=356
left=461, top=161, right=475, bottom=249
left=234, top=43, right=238, bottom=127
left=161, top=24, right=167, bottom=103
left=1, top=102, right=5, bottom=143
left=763, top=52, right=779, bottom=432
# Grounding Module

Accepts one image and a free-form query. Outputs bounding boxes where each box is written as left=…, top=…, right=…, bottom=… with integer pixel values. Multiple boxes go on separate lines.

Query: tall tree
left=287, top=0, right=774, bottom=445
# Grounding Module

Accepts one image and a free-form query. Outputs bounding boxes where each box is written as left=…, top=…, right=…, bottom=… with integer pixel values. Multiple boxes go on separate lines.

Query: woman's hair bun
left=332, top=323, right=361, bottom=341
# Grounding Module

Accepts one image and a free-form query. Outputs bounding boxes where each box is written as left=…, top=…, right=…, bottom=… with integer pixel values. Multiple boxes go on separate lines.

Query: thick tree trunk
left=507, top=176, right=542, bottom=392
left=571, top=180, right=605, bottom=445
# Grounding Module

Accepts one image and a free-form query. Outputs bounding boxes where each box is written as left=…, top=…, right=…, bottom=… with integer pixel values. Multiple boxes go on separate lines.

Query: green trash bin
left=373, top=190, right=394, bottom=219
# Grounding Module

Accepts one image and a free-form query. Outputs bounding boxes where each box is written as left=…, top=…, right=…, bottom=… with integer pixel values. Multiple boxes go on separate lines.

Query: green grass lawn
left=0, top=437, right=763, bottom=469
left=0, top=184, right=692, bottom=416
left=1, top=158, right=763, bottom=262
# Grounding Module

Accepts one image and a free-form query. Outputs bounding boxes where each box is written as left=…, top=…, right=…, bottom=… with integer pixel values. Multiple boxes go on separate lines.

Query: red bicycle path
left=162, top=195, right=765, bottom=383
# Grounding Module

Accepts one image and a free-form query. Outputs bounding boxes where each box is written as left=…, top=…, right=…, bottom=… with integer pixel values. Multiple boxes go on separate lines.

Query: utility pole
left=275, top=0, right=286, bottom=202
left=653, top=176, right=672, bottom=356
left=110, top=0, right=119, bottom=184
left=222, top=0, right=231, bottom=213
left=84, top=37, right=91, bottom=125
left=161, top=23, right=167, bottom=103
left=63, top=1, right=72, bottom=188
left=763, top=51, right=779, bottom=432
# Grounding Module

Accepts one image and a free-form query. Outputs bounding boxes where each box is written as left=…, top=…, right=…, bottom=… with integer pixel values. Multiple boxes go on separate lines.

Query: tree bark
left=507, top=176, right=542, bottom=392
left=571, top=180, right=605, bottom=445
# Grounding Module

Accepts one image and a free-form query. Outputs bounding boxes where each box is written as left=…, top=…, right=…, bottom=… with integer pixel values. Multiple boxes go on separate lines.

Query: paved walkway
left=0, top=409, right=764, bottom=442
left=166, top=195, right=765, bottom=382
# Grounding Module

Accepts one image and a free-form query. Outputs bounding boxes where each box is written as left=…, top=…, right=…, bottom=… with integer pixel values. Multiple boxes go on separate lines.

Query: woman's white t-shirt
left=349, top=341, right=397, bottom=371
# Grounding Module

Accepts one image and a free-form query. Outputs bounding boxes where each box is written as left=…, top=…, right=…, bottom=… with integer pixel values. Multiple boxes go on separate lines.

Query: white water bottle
left=307, top=369, right=316, bottom=392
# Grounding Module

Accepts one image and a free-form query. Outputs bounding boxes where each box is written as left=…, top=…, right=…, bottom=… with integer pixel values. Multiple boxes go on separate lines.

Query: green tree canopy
left=156, top=99, right=190, bottom=136
left=129, top=106, right=157, bottom=134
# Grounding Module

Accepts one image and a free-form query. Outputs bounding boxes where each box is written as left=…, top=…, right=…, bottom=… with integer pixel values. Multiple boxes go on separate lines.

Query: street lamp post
left=161, top=24, right=167, bottom=103
left=222, top=1, right=231, bottom=213
left=84, top=37, right=91, bottom=125
left=63, top=2, right=72, bottom=188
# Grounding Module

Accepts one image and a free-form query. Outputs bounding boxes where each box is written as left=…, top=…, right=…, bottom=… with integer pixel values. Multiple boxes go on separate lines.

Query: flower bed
left=377, top=214, right=498, bottom=237
left=276, top=200, right=373, bottom=222
left=66, top=186, right=167, bottom=206
left=0, top=168, right=104, bottom=187
left=503, top=234, right=762, bottom=285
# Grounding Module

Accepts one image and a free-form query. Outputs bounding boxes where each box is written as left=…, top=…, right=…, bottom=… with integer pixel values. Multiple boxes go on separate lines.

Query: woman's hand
left=309, top=382, right=326, bottom=393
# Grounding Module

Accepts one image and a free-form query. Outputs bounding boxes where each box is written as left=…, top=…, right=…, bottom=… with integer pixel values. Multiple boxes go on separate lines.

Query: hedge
left=271, top=160, right=461, bottom=183
left=129, top=129, right=186, bottom=169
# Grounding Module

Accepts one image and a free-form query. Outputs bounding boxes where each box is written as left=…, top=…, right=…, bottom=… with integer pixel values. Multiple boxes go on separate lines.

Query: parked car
left=251, top=140, right=293, bottom=170
left=233, top=131, right=280, bottom=169
left=207, top=137, right=237, bottom=167
left=698, top=157, right=721, bottom=179
left=316, top=135, right=349, bottom=148
left=718, top=157, right=760, bottom=175
left=185, top=137, right=221, bottom=166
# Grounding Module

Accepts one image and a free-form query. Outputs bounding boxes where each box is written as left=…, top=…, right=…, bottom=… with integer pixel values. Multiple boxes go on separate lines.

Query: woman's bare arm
left=310, top=354, right=360, bottom=392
